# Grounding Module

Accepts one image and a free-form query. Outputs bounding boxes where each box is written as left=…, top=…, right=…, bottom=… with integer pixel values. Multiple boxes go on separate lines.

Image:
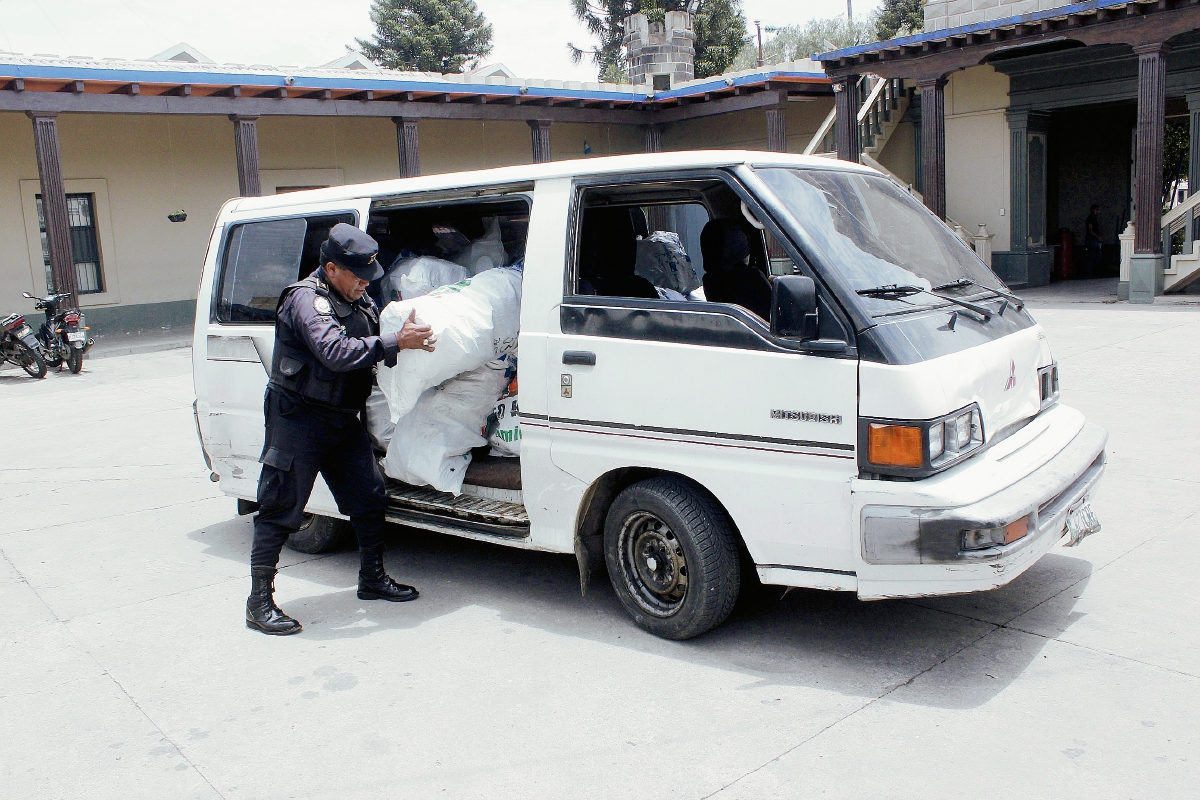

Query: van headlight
left=860, top=403, right=985, bottom=478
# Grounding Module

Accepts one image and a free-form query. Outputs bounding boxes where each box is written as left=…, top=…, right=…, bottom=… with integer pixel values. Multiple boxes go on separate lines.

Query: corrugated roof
left=813, top=0, right=1135, bottom=62
left=0, top=52, right=828, bottom=106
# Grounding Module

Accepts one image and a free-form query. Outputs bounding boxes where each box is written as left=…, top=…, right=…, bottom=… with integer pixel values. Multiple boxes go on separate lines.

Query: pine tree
left=356, top=0, right=493, bottom=74
left=568, top=1, right=748, bottom=82
left=693, top=0, right=749, bottom=79
left=875, top=0, right=924, bottom=40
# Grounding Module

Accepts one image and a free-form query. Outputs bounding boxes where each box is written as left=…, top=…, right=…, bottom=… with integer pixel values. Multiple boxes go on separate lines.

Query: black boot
left=358, top=548, right=419, bottom=602
left=246, top=567, right=303, bottom=635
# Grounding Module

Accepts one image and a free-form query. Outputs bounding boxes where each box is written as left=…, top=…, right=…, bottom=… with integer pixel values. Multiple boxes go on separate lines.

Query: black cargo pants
left=251, top=389, right=388, bottom=568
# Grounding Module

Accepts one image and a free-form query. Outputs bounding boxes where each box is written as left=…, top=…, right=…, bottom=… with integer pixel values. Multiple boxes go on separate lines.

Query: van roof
left=228, top=150, right=873, bottom=213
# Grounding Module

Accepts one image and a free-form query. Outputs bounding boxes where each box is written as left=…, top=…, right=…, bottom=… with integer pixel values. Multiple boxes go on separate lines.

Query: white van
left=193, top=151, right=1106, bottom=640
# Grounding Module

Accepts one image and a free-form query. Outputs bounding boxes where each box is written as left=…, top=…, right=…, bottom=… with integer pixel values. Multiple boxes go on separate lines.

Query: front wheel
left=285, top=514, right=347, bottom=554
left=16, top=340, right=47, bottom=379
left=604, top=476, right=741, bottom=640
left=65, top=345, right=83, bottom=374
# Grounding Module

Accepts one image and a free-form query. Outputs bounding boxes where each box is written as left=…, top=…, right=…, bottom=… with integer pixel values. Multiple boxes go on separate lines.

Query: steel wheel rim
left=617, top=511, right=688, bottom=617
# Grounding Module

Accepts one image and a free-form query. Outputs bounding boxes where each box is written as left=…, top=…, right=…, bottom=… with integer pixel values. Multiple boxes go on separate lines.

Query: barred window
left=36, top=193, right=105, bottom=294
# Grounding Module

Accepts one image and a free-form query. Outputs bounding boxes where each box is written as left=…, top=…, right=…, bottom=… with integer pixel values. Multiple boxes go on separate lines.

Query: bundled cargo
left=383, top=358, right=512, bottom=494
left=379, top=255, right=470, bottom=303
left=635, top=231, right=700, bottom=295
left=377, top=265, right=522, bottom=422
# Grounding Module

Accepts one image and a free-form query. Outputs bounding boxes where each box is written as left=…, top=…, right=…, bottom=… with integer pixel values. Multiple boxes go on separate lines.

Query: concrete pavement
left=1, top=297, right=1197, bottom=799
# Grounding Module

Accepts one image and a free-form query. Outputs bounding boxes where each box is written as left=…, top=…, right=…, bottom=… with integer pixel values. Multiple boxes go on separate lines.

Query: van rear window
left=215, top=213, right=354, bottom=323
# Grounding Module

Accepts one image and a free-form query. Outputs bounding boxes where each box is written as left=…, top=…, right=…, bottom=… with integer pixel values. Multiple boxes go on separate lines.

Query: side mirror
left=770, top=275, right=819, bottom=340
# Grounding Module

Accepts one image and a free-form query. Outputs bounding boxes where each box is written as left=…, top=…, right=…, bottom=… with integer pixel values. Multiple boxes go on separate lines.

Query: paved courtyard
left=2, top=286, right=1198, bottom=799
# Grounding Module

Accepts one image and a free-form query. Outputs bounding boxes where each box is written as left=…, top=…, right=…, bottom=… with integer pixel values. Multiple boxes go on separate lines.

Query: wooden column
left=393, top=117, right=420, bottom=178
left=27, top=112, right=77, bottom=305
left=229, top=115, right=262, bottom=197
left=644, top=124, right=662, bottom=153
left=918, top=77, right=947, bottom=220
left=528, top=119, right=552, bottom=163
left=766, top=107, right=787, bottom=152
left=1134, top=44, right=1169, bottom=255
left=833, top=76, right=860, bottom=162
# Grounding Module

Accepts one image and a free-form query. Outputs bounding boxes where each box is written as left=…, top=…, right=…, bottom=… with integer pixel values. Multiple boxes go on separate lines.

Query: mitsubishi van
left=192, top=151, right=1107, bottom=640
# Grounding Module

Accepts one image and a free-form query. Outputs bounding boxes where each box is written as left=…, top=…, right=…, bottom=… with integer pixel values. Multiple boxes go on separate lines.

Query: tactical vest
left=268, top=273, right=380, bottom=410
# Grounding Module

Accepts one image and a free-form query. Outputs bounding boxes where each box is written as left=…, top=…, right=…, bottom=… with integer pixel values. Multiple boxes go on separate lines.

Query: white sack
left=381, top=255, right=469, bottom=303
left=636, top=231, right=700, bottom=294
left=364, top=385, right=395, bottom=451
left=383, top=362, right=510, bottom=495
left=453, top=217, right=508, bottom=275
left=487, top=394, right=521, bottom=457
left=377, top=265, right=522, bottom=421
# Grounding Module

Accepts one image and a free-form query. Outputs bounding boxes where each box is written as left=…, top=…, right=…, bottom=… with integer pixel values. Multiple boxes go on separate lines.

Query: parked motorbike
left=23, top=291, right=93, bottom=374
left=0, top=311, right=48, bottom=379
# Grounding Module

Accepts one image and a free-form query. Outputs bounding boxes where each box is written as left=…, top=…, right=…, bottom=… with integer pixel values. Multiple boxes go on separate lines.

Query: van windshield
left=755, top=167, right=1005, bottom=317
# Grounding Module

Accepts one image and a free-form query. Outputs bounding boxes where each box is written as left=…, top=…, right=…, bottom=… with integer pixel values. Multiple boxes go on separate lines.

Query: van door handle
left=562, top=350, right=596, bottom=366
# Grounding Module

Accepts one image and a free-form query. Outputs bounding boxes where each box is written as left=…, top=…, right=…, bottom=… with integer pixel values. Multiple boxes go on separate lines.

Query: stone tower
left=624, top=11, right=695, bottom=90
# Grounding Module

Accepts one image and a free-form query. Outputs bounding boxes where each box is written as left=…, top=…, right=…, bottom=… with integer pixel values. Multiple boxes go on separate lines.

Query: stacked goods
left=376, top=265, right=523, bottom=494
left=485, top=371, right=520, bottom=457
left=382, top=357, right=512, bottom=493
left=381, top=256, right=470, bottom=303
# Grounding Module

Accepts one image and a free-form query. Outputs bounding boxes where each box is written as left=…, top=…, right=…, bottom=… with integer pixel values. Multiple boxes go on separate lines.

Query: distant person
left=1084, top=204, right=1103, bottom=278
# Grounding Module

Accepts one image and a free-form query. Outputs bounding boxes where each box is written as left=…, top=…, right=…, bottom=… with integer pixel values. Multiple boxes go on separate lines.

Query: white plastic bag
left=364, top=385, right=395, bottom=451
left=377, top=265, right=522, bottom=421
left=383, top=361, right=511, bottom=495
left=636, top=231, right=700, bottom=294
left=453, top=217, right=508, bottom=275
left=380, top=255, right=469, bottom=303
left=487, top=394, right=521, bottom=457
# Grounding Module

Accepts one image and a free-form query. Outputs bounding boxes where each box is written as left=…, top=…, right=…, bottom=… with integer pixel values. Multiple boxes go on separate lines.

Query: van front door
left=545, top=184, right=859, bottom=575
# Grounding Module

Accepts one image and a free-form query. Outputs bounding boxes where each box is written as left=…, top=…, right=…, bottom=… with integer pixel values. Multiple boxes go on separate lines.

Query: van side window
left=573, top=181, right=774, bottom=321
left=215, top=213, right=355, bottom=323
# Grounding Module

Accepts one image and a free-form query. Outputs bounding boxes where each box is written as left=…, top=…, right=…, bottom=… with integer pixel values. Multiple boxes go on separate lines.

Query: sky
left=0, top=0, right=879, bottom=80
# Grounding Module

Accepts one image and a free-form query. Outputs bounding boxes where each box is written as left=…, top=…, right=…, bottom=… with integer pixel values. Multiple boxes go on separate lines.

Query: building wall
left=924, top=0, right=1073, bottom=32
left=946, top=66, right=1012, bottom=251
left=0, top=112, right=240, bottom=331
left=663, top=99, right=833, bottom=152
left=0, top=113, right=651, bottom=333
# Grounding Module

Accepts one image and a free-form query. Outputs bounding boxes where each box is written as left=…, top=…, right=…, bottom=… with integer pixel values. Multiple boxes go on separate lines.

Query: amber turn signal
left=867, top=423, right=925, bottom=468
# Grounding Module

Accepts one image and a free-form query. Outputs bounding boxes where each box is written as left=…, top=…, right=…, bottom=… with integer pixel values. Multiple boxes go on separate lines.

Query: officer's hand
left=396, top=310, right=436, bottom=352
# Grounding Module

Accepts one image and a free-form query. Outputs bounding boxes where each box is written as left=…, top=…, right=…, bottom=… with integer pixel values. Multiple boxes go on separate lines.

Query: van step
left=385, top=480, right=530, bottom=539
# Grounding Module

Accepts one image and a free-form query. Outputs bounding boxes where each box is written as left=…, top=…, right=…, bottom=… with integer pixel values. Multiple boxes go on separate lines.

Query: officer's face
left=325, top=262, right=369, bottom=302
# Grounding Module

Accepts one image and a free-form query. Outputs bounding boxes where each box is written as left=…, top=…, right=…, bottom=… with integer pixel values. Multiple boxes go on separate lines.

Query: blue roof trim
left=813, top=0, right=1130, bottom=61
left=0, top=59, right=829, bottom=103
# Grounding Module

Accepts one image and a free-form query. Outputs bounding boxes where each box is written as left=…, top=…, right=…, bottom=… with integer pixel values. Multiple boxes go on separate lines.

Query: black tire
left=603, top=476, right=741, bottom=640
left=65, top=345, right=83, bottom=374
left=17, top=341, right=47, bottom=379
left=285, top=514, right=347, bottom=554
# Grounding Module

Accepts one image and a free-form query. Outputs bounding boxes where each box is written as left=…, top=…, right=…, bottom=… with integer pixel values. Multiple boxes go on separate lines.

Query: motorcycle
left=0, top=311, right=48, bottom=379
left=23, top=291, right=93, bottom=374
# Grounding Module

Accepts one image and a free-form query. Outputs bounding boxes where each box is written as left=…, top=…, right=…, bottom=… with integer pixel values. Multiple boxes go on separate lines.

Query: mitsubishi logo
left=1004, top=359, right=1017, bottom=391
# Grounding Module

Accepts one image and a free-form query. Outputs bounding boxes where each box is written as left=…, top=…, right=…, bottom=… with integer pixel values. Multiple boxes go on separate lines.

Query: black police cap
left=322, top=223, right=383, bottom=281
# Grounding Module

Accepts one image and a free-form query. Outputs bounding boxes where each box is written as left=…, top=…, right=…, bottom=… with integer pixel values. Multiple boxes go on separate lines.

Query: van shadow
left=189, top=516, right=1092, bottom=710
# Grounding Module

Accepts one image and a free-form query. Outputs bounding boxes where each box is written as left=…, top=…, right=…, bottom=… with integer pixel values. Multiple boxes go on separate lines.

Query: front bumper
left=854, top=417, right=1107, bottom=599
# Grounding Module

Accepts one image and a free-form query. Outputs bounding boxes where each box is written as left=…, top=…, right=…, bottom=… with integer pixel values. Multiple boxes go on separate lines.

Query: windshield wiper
left=857, top=284, right=993, bottom=320
left=933, top=278, right=1025, bottom=311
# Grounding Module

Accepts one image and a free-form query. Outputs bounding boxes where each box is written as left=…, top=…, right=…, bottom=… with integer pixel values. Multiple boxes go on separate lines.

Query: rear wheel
left=17, top=341, right=47, bottom=379
left=286, top=514, right=347, bottom=554
left=65, top=345, right=83, bottom=374
left=604, top=476, right=741, bottom=640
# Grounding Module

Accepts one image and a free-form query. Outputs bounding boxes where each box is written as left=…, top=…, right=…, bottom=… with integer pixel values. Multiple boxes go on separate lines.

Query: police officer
left=247, top=223, right=435, bottom=636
